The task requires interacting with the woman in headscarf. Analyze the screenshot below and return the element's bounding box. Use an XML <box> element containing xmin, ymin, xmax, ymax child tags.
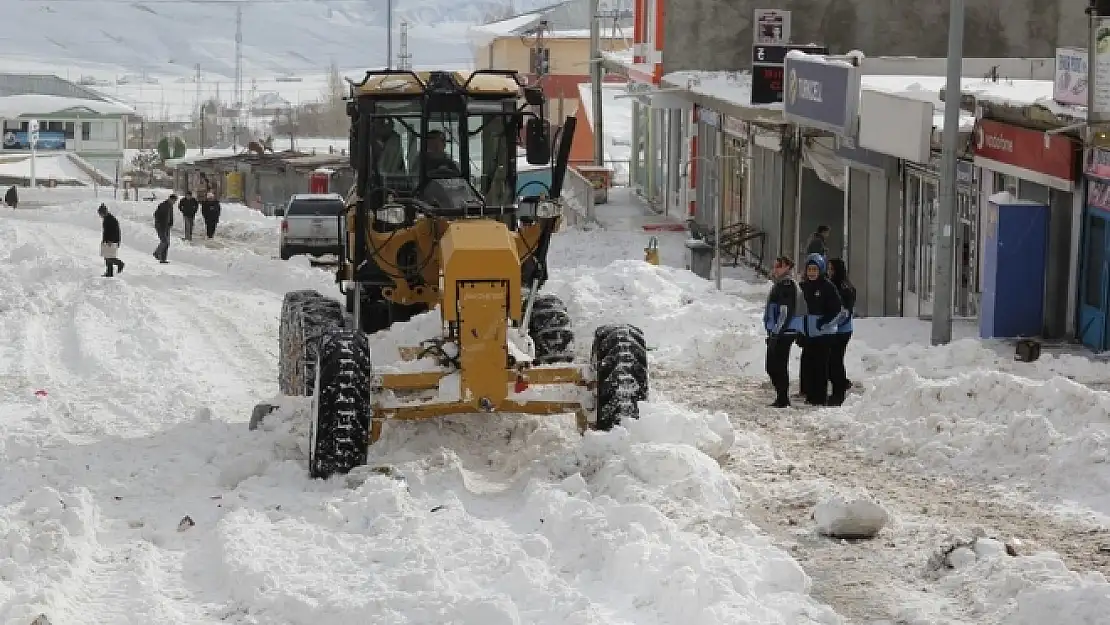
<box><xmin>826</xmin><ymin>258</ymin><xmax>856</xmax><ymax>406</ymax></box>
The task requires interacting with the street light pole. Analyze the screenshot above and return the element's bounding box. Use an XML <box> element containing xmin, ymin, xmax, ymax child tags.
<box><xmin>589</xmin><ymin>0</ymin><xmax>604</xmax><ymax>167</ymax></box>
<box><xmin>931</xmin><ymin>0</ymin><xmax>965</xmax><ymax>345</ymax></box>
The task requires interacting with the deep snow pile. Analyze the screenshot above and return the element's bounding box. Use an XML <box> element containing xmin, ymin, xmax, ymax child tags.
<box><xmin>0</xmin><ymin>197</ymin><xmax>841</xmax><ymax>624</ymax></box>
<box><xmin>813</xmin><ymin>368</ymin><xmax>1110</xmax><ymax>516</ymax></box>
<box><xmin>930</xmin><ymin>537</ymin><xmax>1110</xmax><ymax>624</ymax></box>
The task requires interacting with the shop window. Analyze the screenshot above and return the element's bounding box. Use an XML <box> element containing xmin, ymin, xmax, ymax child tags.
<box><xmin>921</xmin><ymin>180</ymin><xmax>937</xmax><ymax>299</ymax></box>
<box><xmin>1085</xmin><ymin>216</ymin><xmax>1107</xmax><ymax>308</ymax></box>
<box><xmin>81</xmin><ymin>122</ymin><xmax>91</xmax><ymax>140</ymax></box>
<box><xmin>64</xmin><ymin>122</ymin><xmax>74</xmax><ymax>139</ymax></box>
<box><xmin>1018</xmin><ymin>180</ymin><xmax>1050</xmax><ymax>205</ymax></box>
<box><xmin>905</xmin><ymin>175</ymin><xmax>920</xmax><ymax>293</ymax></box>
<box><xmin>45</xmin><ymin>121</ymin><xmax>64</xmax><ymax>133</ymax></box>
<box><xmin>994</xmin><ymin>172</ymin><xmax>1018</xmax><ymax>196</ymax></box>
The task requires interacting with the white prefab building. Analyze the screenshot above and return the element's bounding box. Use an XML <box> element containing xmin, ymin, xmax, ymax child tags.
<box><xmin>0</xmin><ymin>74</ymin><xmax>134</xmax><ymax>181</ymax></box>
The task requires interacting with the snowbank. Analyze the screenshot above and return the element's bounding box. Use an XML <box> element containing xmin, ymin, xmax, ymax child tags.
<box><xmin>210</xmin><ymin>399</ymin><xmax>839</xmax><ymax>625</ymax></box>
<box><xmin>926</xmin><ymin>537</ymin><xmax>1110</xmax><ymax>625</ymax></box>
<box><xmin>812</xmin><ymin>368</ymin><xmax>1110</xmax><ymax>517</ymax></box>
<box><xmin>543</xmin><ymin>259</ymin><xmax>767</xmax><ymax>369</ymax></box>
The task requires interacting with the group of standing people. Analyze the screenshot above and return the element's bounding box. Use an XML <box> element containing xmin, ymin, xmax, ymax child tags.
<box><xmin>762</xmin><ymin>225</ymin><xmax>857</xmax><ymax>408</ymax></box>
<box><xmin>98</xmin><ymin>190</ymin><xmax>222</xmax><ymax>273</ymax></box>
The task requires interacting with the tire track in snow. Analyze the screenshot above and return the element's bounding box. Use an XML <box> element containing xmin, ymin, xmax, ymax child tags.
<box><xmin>0</xmin><ymin>218</ymin><xmax>290</xmax><ymax>621</ymax></box>
<box><xmin>653</xmin><ymin>371</ymin><xmax>1110</xmax><ymax>624</ymax></box>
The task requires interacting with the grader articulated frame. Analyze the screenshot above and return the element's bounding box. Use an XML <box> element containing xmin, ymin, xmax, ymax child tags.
<box><xmin>253</xmin><ymin>69</ymin><xmax>649</xmax><ymax>479</ymax></box>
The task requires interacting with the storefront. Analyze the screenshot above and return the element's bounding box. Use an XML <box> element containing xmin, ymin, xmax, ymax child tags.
<box><xmin>836</xmin><ymin>139</ymin><xmax>901</xmax><ymax>317</ymax></box>
<box><xmin>903</xmin><ymin>156</ymin><xmax>979</xmax><ymax>319</ymax></box>
<box><xmin>780</xmin><ymin>51</ymin><xmax>859</xmax><ymax>265</ymax></box>
<box><xmin>973</xmin><ymin>119</ymin><xmax>1080</xmax><ymax>338</ymax></box>
<box><xmin>746</xmin><ymin>127</ymin><xmax>789</xmax><ymax>270</ymax></box>
<box><xmin>1079</xmin><ymin>149</ymin><xmax>1110</xmax><ymax>350</ymax></box>
<box><xmin>629</xmin><ymin>87</ymin><xmax>689</xmax><ymax>217</ymax></box>
<box><xmin>719</xmin><ymin>116</ymin><xmax>747</xmax><ymax>227</ymax></box>
<box><xmin>693</xmin><ymin>105</ymin><xmax>722</xmax><ymax>228</ymax></box>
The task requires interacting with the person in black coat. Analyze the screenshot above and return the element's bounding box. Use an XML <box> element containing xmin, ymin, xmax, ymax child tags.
<box><xmin>178</xmin><ymin>190</ymin><xmax>199</xmax><ymax>241</ymax></box>
<box><xmin>153</xmin><ymin>193</ymin><xmax>176</xmax><ymax>263</ymax></box>
<box><xmin>200</xmin><ymin>192</ymin><xmax>221</xmax><ymax>238</ymax></box>
<box><xmin>799</xmin><ymin>253</ymin><xmax>844</xmax><ymax>405</ymax></box>
<box><xmin>97</xmin><ymin>204</ymin><xmax>125</xmax><ymax>277</ymax></box>
<box><xmin>762</xmin><ymin>255</ymin><xmax>803</xmax><ymax>408</ymax></box>
<box><xmin>826</xmin><ymin>258</ymin><xmax>856</xmax><ymax>406</ymax></box>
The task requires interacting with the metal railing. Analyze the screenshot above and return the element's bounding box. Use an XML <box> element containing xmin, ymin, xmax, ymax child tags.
<box><xmin>561</xmin><ymin>166</ymin><xmax>596</xmax><ymax>228</ymax></box>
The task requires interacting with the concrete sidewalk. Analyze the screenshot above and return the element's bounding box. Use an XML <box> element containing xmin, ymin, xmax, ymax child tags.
<box><xmin>591</xmin><ymin>186</ymin><xmax>687</xmax><ymax>232</ymax></box>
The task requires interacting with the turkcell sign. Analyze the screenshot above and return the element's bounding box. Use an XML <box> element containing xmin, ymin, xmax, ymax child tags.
<box><xmin>782</xmin><ymin>50</ymin><xmax>862</xmax><ymax>137</ymax></box>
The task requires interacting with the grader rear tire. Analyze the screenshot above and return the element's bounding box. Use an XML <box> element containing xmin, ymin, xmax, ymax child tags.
<box><xmin>278</xmin><ymin>290</ymin><xmax>345</xmax><ymax>396</ymax></box>
<box><xmin>309</xmin><ymin>327</ymin><xmax>374</xmax><ymax>479</ymax></box>
<box><xmin>529</xmin><ymin>294</ymin><xmax>574</xmax><ymax>364</ymax></box>
<box><xmin>592</xmin><ymin>323</ymin><xmax>649</xmax><ymax>431</ymax></box>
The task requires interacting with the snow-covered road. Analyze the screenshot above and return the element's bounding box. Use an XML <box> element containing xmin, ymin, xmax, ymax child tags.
<box><xmin>5</xmin><ymin>191</ymin><xmax>1110</xmax><ymax>624</ymax></box>
<box><xmin>0</xmin><ymin>198</ymin><xmax>838</xmax><ymax>624</ymax></box>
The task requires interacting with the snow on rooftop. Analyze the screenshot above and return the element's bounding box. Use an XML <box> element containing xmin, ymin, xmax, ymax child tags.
<box><xmin>656</xmin><ymin>69</ymin><xmax>1074</xmax><ymax>134</ymax></box>
<box><xmin>469</xmin><ymin>11</ymin><xmax>544</xmax><ymax>36</ymax></box>
<box><xmin>545</xmin><ymin>28</ymin><xmax>629</xmax><ymax>39</ymax></box>
<box><xmin>784</xmin><ymin>49</ymin><xmax>857</xmax><ymax>70</ymax></box>
<box><xmin>0</xmin><ymin>94</ymin><xmax>134</xmax><ymax>118</ymax></box>
<box><xmin>663</xmin><ymin>71</ymin><xmax>782</xmax><ymax>112</ymax></box>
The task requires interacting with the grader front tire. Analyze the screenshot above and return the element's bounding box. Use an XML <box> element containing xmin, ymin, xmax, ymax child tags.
<box><xmin>308</xmin><ymin>327</ymin><xmax>374</xmax><ymax>479</ymax></box>
<box><xmin>278</xmin><ymin>290</ymin><xmax>345</xmax><ymax>396</ymax></box>
<box><xmin>529</xmin><ymin>294</ymin><xmax>575</xmax><ymax>364</ymax></box>
<box><xmin>592</xmin><ymin>323</ymin><xmax>649</xmax><ymax>431</ymax></box>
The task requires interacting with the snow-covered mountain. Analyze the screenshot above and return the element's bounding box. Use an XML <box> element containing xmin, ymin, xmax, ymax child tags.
<box><xmin>2</xmin><ymin>0</ymin><xmax>548</xmax><ymax>80</ymax></box>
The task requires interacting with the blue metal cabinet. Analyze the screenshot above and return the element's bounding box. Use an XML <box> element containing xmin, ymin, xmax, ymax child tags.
<box><xmin>979</xmin><ymin>196</ymin><xmax>1049</xmax><ymax>339</ymax></box>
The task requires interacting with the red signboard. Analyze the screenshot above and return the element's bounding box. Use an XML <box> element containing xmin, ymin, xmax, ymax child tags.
<box><xmin>973</xmin><ymin>119</ymin><xmax>1076</xmax><ymax>182</ymax></box>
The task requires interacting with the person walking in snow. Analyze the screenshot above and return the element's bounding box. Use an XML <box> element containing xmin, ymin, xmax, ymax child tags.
<box><xmin>98</xmin><ymin>204</ymin><xmax>125</xmax><ymax>277</ymax></box>
<box><xmin>178</xmin><ymin>190</ymin><xmax>199</xmax><ymax>241</ymax></box>
<box><xmin>763</xmin><ymin>255</ymin><xmax>802</xmax><ymax>408</ymax></box>
<box><xmin>799</xmin><ymin>253</ymin><xmax>844</xmax><ymax>406</ymax></box>
<box><xmin>200</xmin><ymin>191</ymin><xmax>221</xmax><ymax>238</ymax></box>
<box><xmin>153</xmin><ymin>193</ymin><xmax>176</xmax><ymax>263</ymax></box>
<box><xmin>825</xmin><ymin>258</ymin><xmax>856</xmax><ymax>406</ymax></box>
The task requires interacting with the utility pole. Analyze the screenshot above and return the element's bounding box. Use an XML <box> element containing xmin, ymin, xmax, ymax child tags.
<box><xmin>398</xmin><ymin>21</ymin><xmax>412</xmax><ymax>70</ymax></box>
<box><xmin>931</xmin><ymin>0</ymin><xmax>965</xmax><ymax>345</ymax></box>
<box><xmin>194</xmin><ymin>63</ymin><xmax>201</xmax><ymax>114</ymax></box>
<box><xmin>234</xmin><ymin>3</ymin><xmax>243</xmax><ymax>150</ymax></box>
<box><xmin>589</xmin><ymin>0</ymin><xmax>604</xmax><ymax>166</ymax></box>
<box><xmin>387</xmin><ymin>0</ymin><xmax>393</xmax><ymax>69</ymax></box>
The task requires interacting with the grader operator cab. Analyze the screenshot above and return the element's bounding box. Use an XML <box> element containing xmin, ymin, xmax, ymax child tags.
<box><xmin>255</xmin><ymin>69</ymin><xmax>648</xmax><ymax>480</ymax></box>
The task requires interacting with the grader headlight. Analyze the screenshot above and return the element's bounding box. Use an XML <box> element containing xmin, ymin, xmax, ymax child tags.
<box><xmin>535</xmin><ymin>199</ymin><xmax>561</xmax><ymax>218</ymax></box>
<box><xmin>375</xmin><ymin>202</ymin><xmax>406</xmax><ymax>225</ymax></box>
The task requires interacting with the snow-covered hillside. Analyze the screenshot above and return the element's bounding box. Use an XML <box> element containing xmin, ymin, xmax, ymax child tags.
<box><xmin>2</xmin><ymin>0</ymin><xmax>542</xmax><ymax>79</ymax></box>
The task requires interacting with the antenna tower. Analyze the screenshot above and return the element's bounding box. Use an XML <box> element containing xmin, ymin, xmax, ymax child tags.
<box><xmin>398</xmin><ymin>21</ymin><xmax>412</xmax><ymax>70</ymax></box>
<box><xmin>234</xmin><ymin>3</ymin><xmax>243</xmax><ymax>148</ymax></box>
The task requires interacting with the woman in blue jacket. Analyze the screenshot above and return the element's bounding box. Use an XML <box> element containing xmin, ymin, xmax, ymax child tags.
<box><xmin>826</xmin><ymin>258</ymin><xmax>855</xmax><ymax>406</ymax></box>
<box><xmin>799</xmin><ymin>253</ymin><xmax>844</xmax><ymax>405</ymax></box>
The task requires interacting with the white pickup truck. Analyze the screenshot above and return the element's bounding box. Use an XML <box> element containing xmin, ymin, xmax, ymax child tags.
<box><xmin>278</xmin><ymin>193</ymin><xmax>346</xmax><ymax>260</ymax></box>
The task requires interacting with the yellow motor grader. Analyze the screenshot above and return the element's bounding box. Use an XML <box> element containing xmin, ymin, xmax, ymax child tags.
<box><xmin>253</xmin><ymin>69</ymin><xmax>648</xmax><ymax>479</ymax></box>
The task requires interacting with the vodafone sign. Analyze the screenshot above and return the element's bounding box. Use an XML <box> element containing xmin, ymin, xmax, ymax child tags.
<box><xmin>973</xmin><ymin>119</ymin><xmax>1077</xmax><ymax>190</ymax></box>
